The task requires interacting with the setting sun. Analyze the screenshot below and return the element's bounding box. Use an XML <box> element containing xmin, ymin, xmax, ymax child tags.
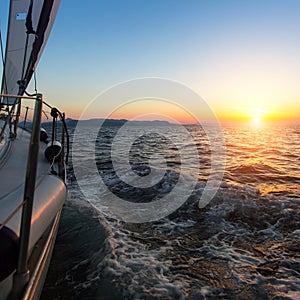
<box><xmin>248</xmin><ymin>107</ymin><xmax>271</xmax><ymax>124</ymax></box>
<box><xmin>252</xmin><ymin>116</ymin><xmax>261</xmax><ymax>125</ymax></box>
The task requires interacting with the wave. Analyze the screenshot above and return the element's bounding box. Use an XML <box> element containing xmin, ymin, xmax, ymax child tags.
<box><xmin>43</xmin><ymin>175</ymin><xmax>300</xmax><ymax>299</ymax></box>
<box><xmin>227</xmin><ymin>163</ymin><xmax>282</xmax><ymax>184</ymax></box>
<box><xmin>43</xmin><ymin>123</ymin><xmax>300</xmax><ymax>299</ymax></box>
<box><xmin>41</xmin><ymin>198</ymin><xmax>123</xmax><ymax>299</ymax></box>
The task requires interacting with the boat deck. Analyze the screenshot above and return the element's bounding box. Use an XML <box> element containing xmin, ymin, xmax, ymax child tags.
<box><xmin>0</xmin><ymin>128</ymin><xmax>51</xmax><ymax>200</ymax></box>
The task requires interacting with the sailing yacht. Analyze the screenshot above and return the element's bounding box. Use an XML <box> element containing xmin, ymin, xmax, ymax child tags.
<box><xmin>0</xmin><ymin>1</ymin><xmax>68</xmax><ymax>299</ymax></box>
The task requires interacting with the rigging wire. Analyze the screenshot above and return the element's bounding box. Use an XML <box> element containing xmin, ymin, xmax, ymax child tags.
<box><xmin>0</xmin><ymin>26</ymin><xmax>8</xmax><ymax>99</ymax></box>
<box><xmin>33</xmin><ymin>69</ymin><xmax>38</xmax><ymax>94</ymax></box>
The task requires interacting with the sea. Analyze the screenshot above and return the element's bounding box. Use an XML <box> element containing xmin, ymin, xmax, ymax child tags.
<box><xmin>42</xmin><ymin>121</ymin><xmax>300</xmax><ymax>300</ymax></box>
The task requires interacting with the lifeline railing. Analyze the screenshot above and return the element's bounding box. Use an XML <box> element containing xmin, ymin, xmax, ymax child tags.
<box><xmin>0</xmin><ymin>94</ymin><xmax>35</xmax><ymax>141</ymax></box>
<box><xmin>0</xmin><ymin>93</ymin><xmax>43</xmax><ymax>298</ymax></box>
<box><xmin>0</xmin><ymin>92</ymin><xmax>69</xmax><ymax>170</ymax></box>
<box><xmin>0</xmin><ymin>93</ymin><xmax>69</xmax><ymax>298</ymax></box>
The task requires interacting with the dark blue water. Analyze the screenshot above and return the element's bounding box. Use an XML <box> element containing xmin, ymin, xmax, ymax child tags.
<box><xmin>42</xmin><ymin>122</ymin><xmax>300</xmax><ymax>299</ymax></box>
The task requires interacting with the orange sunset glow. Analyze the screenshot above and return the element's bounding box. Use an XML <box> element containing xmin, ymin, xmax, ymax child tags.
<box><xmin>67</xmin><ymin>96</ymin><xmax>300</xmax><ymax>125</ymax></box>
<box><xmin>107</xmin><ymin>99</ymin><xmax>199</xmax><ymax>124</ymax></box>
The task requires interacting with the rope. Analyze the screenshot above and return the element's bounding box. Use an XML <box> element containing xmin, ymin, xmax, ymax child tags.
<box><xmin>35</xmin><ymin>147</ymin><xmax>62</xmax><ymax>190</ymax></box>
<box><xmin>21</xmin><ymin>0</ymin><xmax>36</xmax><ymax>82</ymax></box>
<box><xmin>18</xmin><ymin>100</ymin><xmax>69</xmax><ymax>163</ymax></box>
<box><xmin>33</xmin><ymin>69</ymin><xmax>38</xmax><ymax>94</ymax></box>
<box><xmin>21</xmin><ymin>34</ymin><xmax>30</xmax><ymax>82</ymax></box>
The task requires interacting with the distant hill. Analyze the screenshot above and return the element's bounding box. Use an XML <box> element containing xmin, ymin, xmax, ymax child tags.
<box><xmin>19</xmin><ymin>118</ymin><xmax>172</xmax><ymax>130</ymax></box>
<box><xmin>47</xmin><ymin>118</ymin><xmax>172</xmax><ymax>127</ymax></box>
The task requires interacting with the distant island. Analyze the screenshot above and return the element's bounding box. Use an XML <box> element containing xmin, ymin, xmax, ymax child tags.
<box><xmin>58</xmin><ymin>118</ymin><xmax>173</xmax><ymax>127</ymax></box>
<box><xmin>19</xmin><ymin>118</ymin><xmax>173</xmax><ymax>129</ymax></box>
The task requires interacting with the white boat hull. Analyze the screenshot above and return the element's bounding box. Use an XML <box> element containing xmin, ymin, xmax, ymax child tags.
<box><xmin>0</xmin><ymin>126</ymin><xmax>67</xmax><ymax>299</ymax></box>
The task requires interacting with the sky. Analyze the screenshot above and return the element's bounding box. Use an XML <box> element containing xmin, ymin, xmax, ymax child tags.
<box><xmin>1</xmin><ymin>0</ymin><xmax>300</xmax><ymax>123</ymax></box>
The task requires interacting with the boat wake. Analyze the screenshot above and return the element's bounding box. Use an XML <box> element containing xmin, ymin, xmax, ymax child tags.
<box><xmin>43</xmin><ymin>172</ymin><xmax>300</xmax><ymax>299</ymax></box>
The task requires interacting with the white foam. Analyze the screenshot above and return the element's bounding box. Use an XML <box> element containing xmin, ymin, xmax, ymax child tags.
<box><xmin>73</xmin><ymin>172</ymin><xmax>300</xmax><ymax>298</ymax></box>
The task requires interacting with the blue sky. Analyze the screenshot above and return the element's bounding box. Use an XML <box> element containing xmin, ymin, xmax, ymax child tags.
<box><xmin>1</xmin><ymin>0</ymin><xmax>300</xmax><ymax>121</ymax></box>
